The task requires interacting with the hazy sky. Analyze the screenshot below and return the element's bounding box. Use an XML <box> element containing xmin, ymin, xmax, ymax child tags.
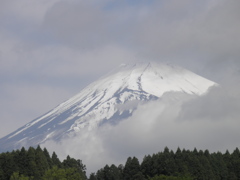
<box><xmin>0</xmin><ymin>0</ymin><xmax>240</xmax><ymax>173</ymax></box>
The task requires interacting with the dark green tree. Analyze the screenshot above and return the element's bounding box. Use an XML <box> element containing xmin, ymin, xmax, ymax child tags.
<box><xmin>43</xmin><ymin>147</ymin><xmax>53</xmax><ymax>168</ymax></box>
<box><xmin>0</xmin><ymin>152</ymin><xmax>17</xmax><ymax>179</ymax></box>
<box><xmin>149</xmin><ymin>174</ymin><xmax>193</xmax><ymax>180</ymax></box>
<box><xmin>42</xmin><ymin>166</ymin><xmax>66</xmax><ymax>180</ymax></box>
<box><xmin>141</xmin><ymin>155</ymin><xmax>153</xmax><ymax>178</ymax></box>
<box><xmin>17</xmin><ymin>147</ymin><xmax>28</xmax><ymax>175</ymax></box>
<box><xmin>51</xmin><ymin>151</ymin><xmax>62</xmax><ymax>168</ymax></box>
<box><xmin>26</xmin><ymin>147</ymin><xmax>39</xmax><ymax>178</ymax></box>
<box><xmin>35</xmin><ymin>145</ymin><xmax>49</xmax><ymax>177</ymax></box>
<box><xmin>174</xmin><ymin>147</ymin><xmax>188</xmax><ymax>176</ymax></box>
<box><xmin>102</xmin><ymin>164</ymin><xmax>122</xmax><ymax>180</ymax></box>
<box><xmin>123</xmin><ymin>157</ymin><xmax>145</xmax><ymax>180</ymax></box>
<box><xmin>231</xmin><ymin>148</ymin><xmax>240</xmax><ymax>179</ymax></box>
<box><xmin>62</xmin><ymin>155</ymin><xmax>86</xmax><ymax>179</ymax></box>
<box><xmin>10</xmin><ymin>172</ymin><xmax>33</xmax><ymax>180</ymax></box>
<box><xmin>65</xmin><ymin>167</ymin><xmax>85</xmax><ymax>180</ymax></box>
<box><xmin>89</xmin><ymin>173</ymin><xmax>97</xmax><ymax>180</ymax></box>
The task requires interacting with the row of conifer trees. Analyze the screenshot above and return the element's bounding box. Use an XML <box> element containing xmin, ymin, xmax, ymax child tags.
<box><xmin>0</xmin><ymin>145</ymin><xmax>86</xmax><ymax>180</ymax></box>
<box><xmin>90</xmin><ymin>147</ymin><xmax>240</xmax><ymax>180</ymax></box>
<box><xmin>0</xmin><ymin>146</ymin><xmax>240</xmax><ymax>179</ymax></box>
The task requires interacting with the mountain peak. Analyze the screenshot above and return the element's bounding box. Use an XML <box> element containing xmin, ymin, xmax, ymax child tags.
<box><xmin>0</xmin><ymin>62</ymin><xmax>216</xmax><ymax>152</ymax></box>
<box><xmin>100</xmin><ymin>61</ymin><xmax>215</xmax><ymax>97</ymax></box>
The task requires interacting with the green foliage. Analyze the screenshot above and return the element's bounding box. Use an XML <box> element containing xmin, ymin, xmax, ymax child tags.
<box><xmin>10</xmin><ymin>172</ymin><xmax>33</xmax><ymax>180</ymax></box>
<box><xmin>43</xmin><ymin>147</ymin><xmax>53</xmax><ymax>168</ymax></box>
<box><xmin>52</xmin><ymin>151</ymin><xmax>62</xmax><ymax>168</ymax></box>
<box><xmin>89</xmin><ymin>173</ymin><xmax>97</xmax><ymax>180</ymax></box>
<box><xmin>94</xmin><ymin>164</ymin><xmax>123</xmax><ymax>180</ymax></box>
<box><xmin>65</xmin><ymin>167</ymin><xmax>85</xmax><ymax>180</ymax></box>
<box><xmin>35</xmin><ymin>145</ymin><xmax>50</xmax><ymax>177</ymax></box>
<box><xmin>123</xmin><ymin>156</ymin><xmax>145</xmax><ymax>180</ymax></box>
<box><xmin>0</xmin><ymin>146</ymin><xmax>87</xmax><ymax>180</ymax></box>
<box><xmin>62</xmin><ymin>155</ymin><xmax>87</xmax><ymax>179</ymax></box>
<box><xmin>93</xmin><ymin>147</ymin><xmax>240</xmax><ymax>180</ymax></box>
<box><xmin>63</xmin><ymin>155</ymin><xmax>86</xmax><ymax>171</ymax></box>
<box><xmin>42</xmin><ymin>166</ymin><xmax>84</xmax><ymax>180</ymax></box>
<box><xmin>42</xmin><ymin>166</ymin><xmax>66</xmax><ymax>180</ymax></box>
<box><xmin>149</xmin><ymin>174</ymin><xmax>193</xmax><ymax>180</ymax></box>
<box><xmin>1</xmin><ymin>146</ymin><xmax>240</xmax><ymax>180</ymax></box>
<box><xmin>26</xmin><ymin>147</ymin><xmax>39</xmax><ymax>178</ymax></box>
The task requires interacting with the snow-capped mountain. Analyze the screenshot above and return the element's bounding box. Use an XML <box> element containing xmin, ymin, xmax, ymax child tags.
<box><xmin>0</xmin><ymin>62</ymin><xmax>216</xmax><ymax>152</ymax></box>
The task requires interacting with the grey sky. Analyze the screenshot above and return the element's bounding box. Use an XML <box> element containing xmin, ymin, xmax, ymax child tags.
<box><xmin>0</xmin><ymin>0</ymin><xmax>240</xmax><ymax>171</ymax></box>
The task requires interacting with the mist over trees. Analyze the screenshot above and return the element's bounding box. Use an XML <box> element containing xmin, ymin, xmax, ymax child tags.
<box><xmin>0</xmin><ymin>146</ymin><xmax>240</xmax><ymax>180</ymax></box>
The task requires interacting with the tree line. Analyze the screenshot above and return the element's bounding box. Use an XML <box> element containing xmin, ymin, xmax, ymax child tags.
<box><xmin>0</xmin><ymin>145</ymin><xmax>86</xmax><ymax>180</ymax></box>
<box><xmin>90</xmin><ymin>147</ymin><xmax>240</xmax><ymax>180</ymax></box>
<box><xmin>0</xmin><ymin>146</ymin><xmax>240</xmax><ymax>179</ymax></box>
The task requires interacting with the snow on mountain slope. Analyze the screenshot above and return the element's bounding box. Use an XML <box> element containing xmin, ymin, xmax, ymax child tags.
<box><xmin>0</xmin><ymin>62</ymin><xmax>216</xmax><ymax>152</ymax></box>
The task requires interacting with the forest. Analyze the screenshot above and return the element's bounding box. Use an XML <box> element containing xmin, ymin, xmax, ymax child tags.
<box><xmin>0</xmin><ymin>146</ymin><xmax>239</xmax><ymax>180</ymax></box>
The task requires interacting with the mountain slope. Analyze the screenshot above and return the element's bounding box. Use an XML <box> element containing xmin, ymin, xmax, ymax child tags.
<box><xmin>0</xmin><ymin>62</ymin><xmax>216</xmax><ymax>152</ymax></box>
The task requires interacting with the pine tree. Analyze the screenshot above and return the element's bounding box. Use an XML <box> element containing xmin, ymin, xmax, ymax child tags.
<box><xmin>175</xmin><ymin>147</ymin><xmax>188</xmax><ymax>176</ymax></box>
<box><xmin>52</xmin><ymin>151</ymin><xmax>62</xmax><ymax>168</ymax></box>
<box><xmin>18</xmin><ymin>147</ymin><xmax>28</xmax><ymax>175</ymax></box>
<box><xmin>97</xmin><ymin>164</ymin><xmax>123</xmax><ymax>180</ymax></box>
<box><xmin>65</xmin><ymin>167</ymin><xmax>85</xmax><ymax>180</ymax></box>
<box><xmin>35</xmin><ymin>145</ymin><xmax>49</xmax><ymax>177</ymax></box>
<box><xmin>141</xmin><ymin>155</ymin><xmax>154</xmax><ymax>178</ymax></box>
<box><xmin>26</xmin><ymin>147</ymin><xmax>39</xmax><ymax>178</ymax></box>
<box><xmin>6</xmin><ymin>152</ymin><xmax>18</xmax><ymax>179</ymax></box>
<box><xmin>62</xmin><ymin>155</ymin><xmax>86</xmax><ymax>179</ymax></box>
<box><xmin>89</xmin><ymin>173</ymin><xmax>97</xmax><ymax>180</ymax></box>
<box><xmin>229</xmin><ymin>148</ymin><xmax>240</xmax><ymax>179</ymax></box>
<box><xmin>43</xmin><ymin>147</ymin><xmax>53</xmax><ymax>168</ymax></box>
<box><xmin>123</xmin><ymin>157</ymin><xmax>145</xmax><ymax>180</ymax></box>
<box><xmin>42</xmin><ymin>166</ymin><xmax>66</xmax><ymax>180</ymax></box>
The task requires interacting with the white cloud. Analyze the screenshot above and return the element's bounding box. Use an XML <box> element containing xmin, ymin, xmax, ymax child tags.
<box><xmin>42</xmin><ymin>84</ymin><xmax>240</xmax><ymax>175</ymax></box>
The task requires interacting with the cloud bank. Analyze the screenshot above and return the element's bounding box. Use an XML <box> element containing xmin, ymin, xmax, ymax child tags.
<box><xmin>43</xmin><ymin>83</ymin><xmax>240</xmax><ymax>174</ymax></box>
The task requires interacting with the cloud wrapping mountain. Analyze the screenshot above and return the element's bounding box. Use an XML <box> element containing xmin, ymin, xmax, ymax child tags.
<box><xmin>42</xmin><ymin>84</ymin><xmax>240</xmax><ymax>174</ymax></box>
<box><xmin>0</xmin><ymin>62</ymin><xmax>225</xmax><ymax>174</ymax></box>
<box><xmin>0</xmin><ymin>0</ymin><xmax>240</xmax><ymax>175</ymax></box>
